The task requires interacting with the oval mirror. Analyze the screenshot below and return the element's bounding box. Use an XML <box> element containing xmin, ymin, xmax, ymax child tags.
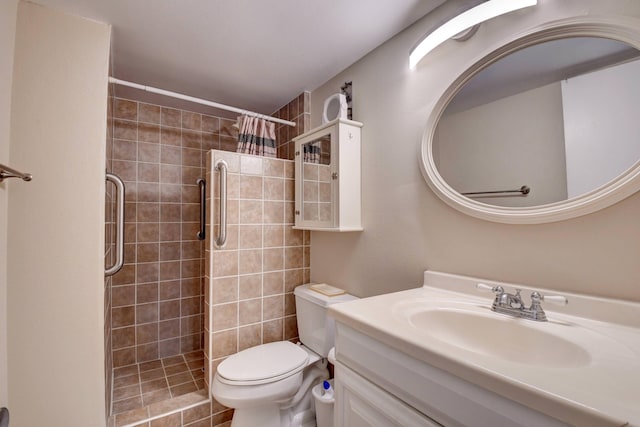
<box><xmin>421</xmin><ymin>22</ymin><xmax>640</xmax><ymax>224</ymax></box>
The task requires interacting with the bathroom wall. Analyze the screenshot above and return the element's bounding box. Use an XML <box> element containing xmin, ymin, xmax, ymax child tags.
<box><xmin>0</xmin><ymin>0</ymin><xmax>19</xmax><ymax>408</ymax></box>
<box><xmin>7</xmin><ymin>2</ymin><xmax>110</xmax><ymax>426</ymax></box>
<box><xmin>309</xmin><ymin>0</ymin><xmax>640</xmax><ymax>302</ymax></box>
<box><xmin>203</xmin><ymin>148</ymin><xmax>311</xmax><ymax>421</ymax></box>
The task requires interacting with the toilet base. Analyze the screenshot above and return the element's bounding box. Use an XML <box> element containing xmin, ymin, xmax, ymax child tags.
<box><xmin>226</xmin><ymin>362</ymin><xmax>329</xmax><ymax>427</ymax></box>
<box><xmin>231</xmin><ymin>406</ymin><xmax>280</xmax><ymax>427</ymax></box>
<box><xmin>230</xmin><ymin>404</ymin><xmax>316</xmax><ymax>427</ymax></box>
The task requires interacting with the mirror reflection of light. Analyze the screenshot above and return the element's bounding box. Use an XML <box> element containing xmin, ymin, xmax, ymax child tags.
<box><xmin>409</xmin><ymin>0</ymin><xmax>537</xmax><ymax>69</ymax></box>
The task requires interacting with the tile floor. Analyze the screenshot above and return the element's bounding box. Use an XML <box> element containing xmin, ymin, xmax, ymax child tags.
<box><xmin>112</xmin><ymin>350</ymin><xmax>205</xmax><ymax>415</ymax></box>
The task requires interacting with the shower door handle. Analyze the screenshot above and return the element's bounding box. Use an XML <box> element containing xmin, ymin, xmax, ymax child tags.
<box><xmin>105</xmin><ymin>173</ymin><xmax>125</xmax><ymax>276</ymax></box>
<box><xmin>196</xmin><ymin>178</ymin><xmax>206</xmax><ymax>240</ymax></box>
<box><xmin>214</xmin><ymin>160</ymin><xmax>228</xmax><ymax>248</ymax></box>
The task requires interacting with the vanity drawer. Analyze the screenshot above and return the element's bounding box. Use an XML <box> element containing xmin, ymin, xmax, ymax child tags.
<box><xmin>335</xmin><ymin>362</ymin><xmax>441</xmax><ymax>427</ymax></box>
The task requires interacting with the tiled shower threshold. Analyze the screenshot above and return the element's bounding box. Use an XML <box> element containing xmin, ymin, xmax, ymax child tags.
<box><xmin>109</xmin><ymin>350</ymin><xmax>210</xmax><ymax>426</ymax></box>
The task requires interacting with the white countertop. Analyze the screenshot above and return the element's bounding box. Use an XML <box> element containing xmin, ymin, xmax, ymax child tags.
<box><xmin>328</xmin><ymin>271</ymin><xmax>640</xmax><ymax>427</ymax></box>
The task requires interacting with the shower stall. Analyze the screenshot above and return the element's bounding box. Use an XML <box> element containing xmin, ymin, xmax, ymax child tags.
<box><xmin>104</xmin><ymin>94</ymin><xmax>218</xmax><ymax>416</ymax></box>
<box><xmin>104</xmin><ymin>88</ymin><xmax>311</xmax><ymax>425</ymax></box>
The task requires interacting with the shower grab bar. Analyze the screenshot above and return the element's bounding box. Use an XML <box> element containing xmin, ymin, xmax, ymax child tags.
<box><xmin>105</xmin><ymin>173</ymin><xmax>125</xmax><ymax>276</ymax></box>
<box><xmin>196</xmin><ymin>178</ymin><xmax>206</xmax><ymax>241</ymax></box>
<box><xmin>462</xmin><ymin>185</ymin><xmax>530</xmax><ymax>197</ymax></box>
<box><xmin>214</xmin><ymin>160</ymin><xmax>228</xmax><ymax>248</ymax></box>
<box><xmin>0</xmin><ymin>162</ymin><xmax>32</xmax><ymax>183</ymax></box>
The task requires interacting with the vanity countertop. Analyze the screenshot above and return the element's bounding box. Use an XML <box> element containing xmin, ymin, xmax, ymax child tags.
<box><xmin>328</xmin><ymin>271</ymin><xmax>640</xmax><ymax>427</ymax></box>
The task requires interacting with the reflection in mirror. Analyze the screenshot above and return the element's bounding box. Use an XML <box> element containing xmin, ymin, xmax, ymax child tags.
<box><xmin>433</xmin><ymin>37</ymin><xmax>640</xmax><ymax>207</ymax></box>
<box><xmin>302</xmin><ymin>136</ymin><xmax>332</xmax><ymax>222</ymax></box>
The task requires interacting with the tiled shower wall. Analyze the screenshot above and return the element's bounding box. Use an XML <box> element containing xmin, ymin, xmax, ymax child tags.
<box><xmin>204</xmin><ymin>151</ymin><xmax>311</xmax><ymax>409</ymax></box>
<box><xmin>274</xmin><ymin>92</ymin><xmax>311</xmax><ymax>160</ymax></box>
<box><xmin>109</xmin><ymin>98</ymin><xmax>240</xmax><ymax>368</ymax></box>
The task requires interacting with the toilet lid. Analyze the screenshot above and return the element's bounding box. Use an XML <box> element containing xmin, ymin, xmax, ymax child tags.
<box><xmin>217</xmin><ymin>341</ymin><xmax>309</xmax><ymax>385</ymax></box>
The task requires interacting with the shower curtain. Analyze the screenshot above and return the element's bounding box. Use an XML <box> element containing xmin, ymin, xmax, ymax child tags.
<box><xmin>236</xmin><ymin>115</ymin><xmax>277</xmax><ymax>157</ymax></box>
<box><xmin>302</xmin><ymin>142</ymin><xmax>320</xmax><ymax>163</ymax></box>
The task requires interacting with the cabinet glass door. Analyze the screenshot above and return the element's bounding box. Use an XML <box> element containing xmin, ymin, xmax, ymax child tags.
<box><xmin>300</xmin><ymin>132</ymin><xmax>333</xmax><ymax>226</ymax></box>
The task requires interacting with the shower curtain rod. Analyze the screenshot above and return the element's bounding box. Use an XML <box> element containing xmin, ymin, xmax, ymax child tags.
<box><xmin>108</xmin><ymin>77</ymin><xmax>296</xmax><ymax>127</ymax></box>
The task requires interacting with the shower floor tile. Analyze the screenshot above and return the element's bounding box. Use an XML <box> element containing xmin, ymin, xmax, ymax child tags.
<box><xmin>111</xmin><ymin>350</ymin><xmax>205</xmax><ymax>416</ymax></box>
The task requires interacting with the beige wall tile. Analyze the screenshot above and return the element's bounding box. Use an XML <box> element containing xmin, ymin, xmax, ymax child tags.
<box><xmin>239</xmin><ymin>225</ymin><xmax>262</xmax><ymax>249</ymax></box>
<box><xmin>240</xmin><ymin>175</ymin><xmax>263</xmax><ymax>199</ymax></box>
<box><xmin>212</xmin><ymin>302</ymin><xmax>238</xmax><ymax>332</ymax></box>
<box><xmin>264</xmin><ymin>177</ymin><xmax>284</xmax><ymax>201</ymax></box>
<box><xmin>238</xmin><ymin>299</ymin><xmax>261</xmax><ymax>326</ymax></box>
<box><xmin>238</xmin><ymin>324</ymin><xmax>261</xmax><ymax>351</ymax></box>
<box><xmin>285</xmin><ymin>247</ymin><xmax>303</xmax><ymax>269</ymax></box>
<box><xmin>284</xmin><ymin>315</ymin><xmax>299</xmax><ymax>341</ymax></box>
<box><xmin>212</xmin><ymin>277</ymin><xmax>238</xmax><ymax>305</ymax></box>
<box><xmin>161</xmin><ymin>107</ymin><xmax>181</xmax><ymax>128</ymax></box>
<box><xmin>285</xmin><ymin>269</ymin><xmax>304</xmax><ymax>293</ymax></box>
<box><xmin>115</xmin><ymin>99</ymin><xmax>138</xmax><ymax>120</ymax></box>
<box><xmin>238</xmin><ymin>249</ymin><xmax>261</xmax><ymax>275</ymax></box>
<box><xmin>264</xmin><ymin>225</ymin><xmax>284</xmax><ymax>247</ymax></box>
<box><xmin>212</xmin><ymin>330</ymin><xmax>237</xmax><ymax>358</ymax></box>
<box><xmin>239</xmin><ymin>275</ymin><xmax>261</xmax><ymax>300</ymax></box>
<box><xmin>263</xmin><ymin>319</ymin><xmax>283</xmax><ymax>343</ymax></box>
<box><xmin>263</xmin><ymin>248</ymin><xmax>283</xmax><ymax>272</ymax></box>
<box><xmin>264</xmin><ymin>201</ymin><xmax>284</xmax><ymax>224</ymax></box>
<box><xmin>212</xmin><ymin>251</ymin><xmax>238</xmax><ymax>278</ymax></box>
<box><xmin>240</xmin><ymin>155</ymin><xmax>262</xmax><ymax>175</ymax></box>
<box><xmin>139</xmin><ymin>103</ymin><xmax>160</xmax><ymax>124</ymax></box>
<box><xmin>239</xmin><ymin>200</ymin><xmax>263</xmax><ymax>224</ymax></box>
<box><xmin>263</xmin><ymin>295</ymin><xmax>283</xmax><ymax>321</ymax></box>
<box><xmin>263</xmin><ymin>158</ymin><xmax>284</xmax><ymax>178</ymax></box>
<box><xmin>263</xmin><ymin>271</ymin><xmax>283</xmax><ymax>296</ymax></box>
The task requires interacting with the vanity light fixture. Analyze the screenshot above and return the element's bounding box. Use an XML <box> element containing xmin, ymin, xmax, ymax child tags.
<box><xmin>409</xmin><ymin>0</ymin><xmax>537</xmax><ymax>69</ymax></box>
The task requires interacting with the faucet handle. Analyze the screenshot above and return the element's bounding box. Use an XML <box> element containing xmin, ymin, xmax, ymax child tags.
<box><xmin>531</xmin><ymin>291</ymin><xmax>568</xmax><ymax>306</ymax></box>
<box><xmin>476</xmin><ymin>283</ymin><xmax>504</xmax><ymax>294</ymax></box>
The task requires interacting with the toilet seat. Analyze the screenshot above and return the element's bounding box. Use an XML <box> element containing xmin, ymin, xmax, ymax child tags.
<box><xmin>217</xmin><ymin>341</ymin><xmax>309</xmax><ymax>386</ymax></box>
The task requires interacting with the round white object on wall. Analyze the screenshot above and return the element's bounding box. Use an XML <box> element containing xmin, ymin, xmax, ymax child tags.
<box><xmin>322</xmin><ymin>93</ymin><xmax>348</xmax><ymax>124</ymax></box>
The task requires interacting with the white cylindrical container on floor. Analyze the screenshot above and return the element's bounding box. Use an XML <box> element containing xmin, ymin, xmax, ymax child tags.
<box><xmin>312</xmin><ymin>379</ymin><xmax>335</xmax><ymax>427</ymax></box>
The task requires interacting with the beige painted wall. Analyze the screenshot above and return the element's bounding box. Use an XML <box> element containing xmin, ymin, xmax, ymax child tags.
<box><xmin>0</xmin><ymin>0</ymin><xmax>19</xmax><ymax>409</ymax></box>
<box><xmin>310</xmin><ymin>0</ymin><xmax>640</xmax><ymax>302</ymax></box>
<box><xmin>8</xmin><ymin>2</ymin><xmax>110</xmax><ymax>426</ymax></box>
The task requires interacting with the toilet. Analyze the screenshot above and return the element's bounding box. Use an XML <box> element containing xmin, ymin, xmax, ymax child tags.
<box><xmin>211</xmin><ymin>284</ymin><xmax>357</xmax><ymax>427</ymax></box>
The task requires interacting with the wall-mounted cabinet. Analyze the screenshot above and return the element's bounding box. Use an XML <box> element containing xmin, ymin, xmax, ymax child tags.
<box><xmin>294</xmin><ymin>118</ymin><xmax>363</xmax><ymax>231</ymax></box>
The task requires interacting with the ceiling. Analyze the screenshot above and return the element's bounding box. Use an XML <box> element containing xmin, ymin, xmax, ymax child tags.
<box><xmin>31</xmin><ymin>0</ymin><xmax>447</xmax><ymax>117</ymax></box>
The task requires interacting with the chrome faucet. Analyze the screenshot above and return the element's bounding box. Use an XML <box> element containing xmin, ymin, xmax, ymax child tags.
<box><xmin>476</xmin><ymin>283</ymin><xmax>567</xmax><ymax>321</ymax></box>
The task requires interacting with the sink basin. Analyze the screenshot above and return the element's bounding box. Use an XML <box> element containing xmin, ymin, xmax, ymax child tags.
<box><xmin>405</xmin><ymin>306</ymin><xmax>591</xmax><ymax>367</ymax></box>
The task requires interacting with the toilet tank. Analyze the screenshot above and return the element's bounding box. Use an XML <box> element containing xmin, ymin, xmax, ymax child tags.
<box><xmin>294</xmin><ymin>284</ymin><xmax>358</xmax><ymax>357</ymax></box>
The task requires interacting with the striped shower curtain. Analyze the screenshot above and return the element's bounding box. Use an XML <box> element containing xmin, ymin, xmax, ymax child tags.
<box><xmin>302</xmin><ymin>143</ymin><xmax>320</xmax><ymax>163</ymax></box>
<box><xmin>236</xmin><ymin>115</ymin><xmax>277</xmax><ymax>157</ymax></box>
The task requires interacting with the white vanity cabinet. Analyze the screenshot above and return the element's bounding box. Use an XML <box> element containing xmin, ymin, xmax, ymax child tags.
<box><xmin>293</xmin><ymin>118</ymin><xmax>363</xmax><ymax>231</ymax></box>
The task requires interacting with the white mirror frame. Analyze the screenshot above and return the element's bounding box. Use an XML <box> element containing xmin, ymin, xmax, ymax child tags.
<box><xmin>421</xmin><ymin>16</ymin><xmax>640</xmax><ymax>224</ymax></box>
